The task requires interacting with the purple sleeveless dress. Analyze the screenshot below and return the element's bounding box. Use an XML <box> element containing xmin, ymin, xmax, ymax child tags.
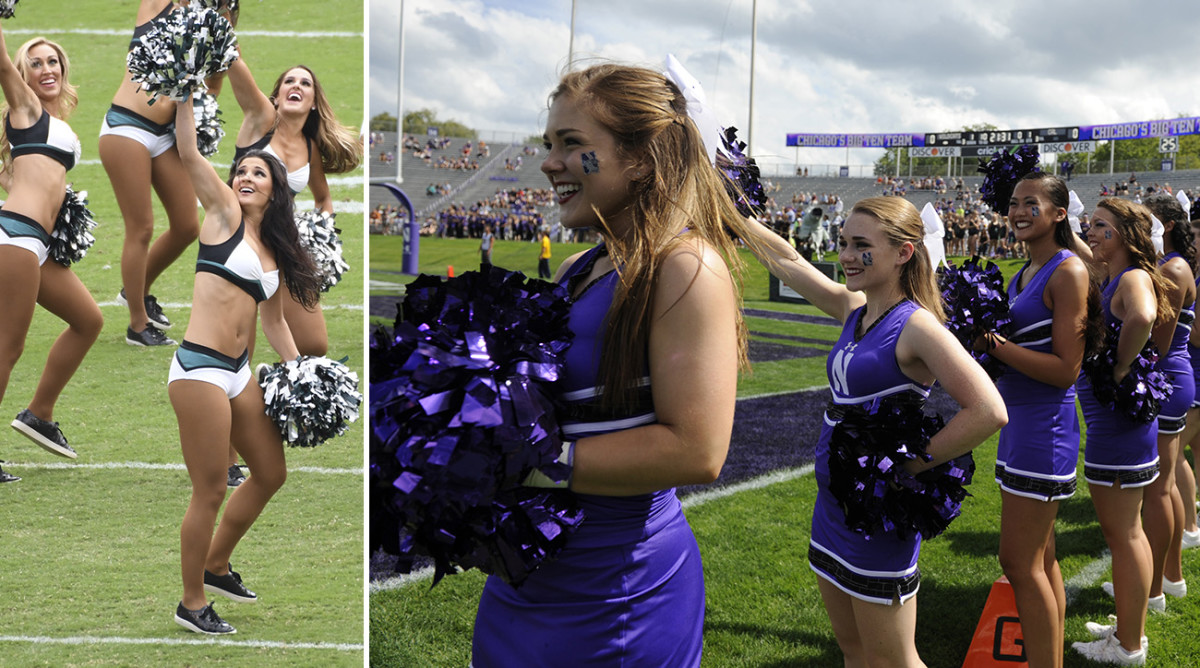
<box><xmin>472</xmin><ymin>244</ymin><xmax>705</xmax><ymax>667</ymax></box>
<box><xmin>994</xmin><ymin>249</ymin><xmax>1080</xmax><ymax>501</ymax></box>
<box><xmin>809</xmin><ymin>300</ymin><xmax>930</xmax><ymax>605</ymax></box>
<box><xmin>1077</xmin><ymin>267</ymin><xmax>1159</xmax><ymax>486</ymax></box>
<box><xmin>1156</xmin><ymin>251</ymin><xmax>1194</xmax><ymax>433</ymax></box>
<box><xmin>1190</xmin><ymin>274</ymin><xmax>1200</xmax><ymax>407</ymax></box>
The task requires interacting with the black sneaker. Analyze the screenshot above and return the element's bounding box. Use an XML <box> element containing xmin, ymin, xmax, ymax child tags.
<box><xmin>204</xmin><ymin>564</ymin><xmax>257</xmax><ymax>603</ymax></box>
<box><xmin>0</xmin><ymin>461</ymin><xmax>19</xmax><ymax>483</ymax></box>
<box><xmin>126</xmin><ymin>325</ymin><xmax>176</xmax><ymax>347</ymax></box>
<box><xmin>144</xmin><ymin>294</ymin><xmax>171</xmax><ymax>330</ymax></box>
<box><xmin>174</xmin><ymin>602</ymin><xmax>236</xmax><ymax>634</ymax></box>
<box><xmin>227</xmin><ymin>464</ymin><xmax>246</xmax><ymax>488</ymax></box>
<box><xmin>118</xmin><ymin>289</ymin><xmax>171</xmax><ymax>331</ymax></box>
<box><xmin>11</xmin><ymin>409</ymin><xmax>76</xmax><ymax>459</ymax></box>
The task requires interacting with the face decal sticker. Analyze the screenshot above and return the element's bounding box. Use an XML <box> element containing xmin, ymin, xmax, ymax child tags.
<box><xmin>1104</xmin><ymin>230</ymin><xmax>1112</xmax><ymax>239</ymax></box>
<box><xmin>861</xmin><ymin>251</ymin><xmax>873</xmax><ymax>266</ymax></box>
<box><xmin>581</xmin><ymin>151</ymin><xmax>599</xmax><ymax>174</ymax></box>
<box><xmin>1031</xmin><ymin>206</ymin><xmax>1040</xmax><ymax>218</ymax></box>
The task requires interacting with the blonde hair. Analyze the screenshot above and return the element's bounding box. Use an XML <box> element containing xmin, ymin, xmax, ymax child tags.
<box><xmin>850</xmin><ymin>197</ymin><xmax>946</xmax><ymax>322</ymax></box>
<box><xmin>0</xmin><ymin>37</ymin><xmax>77</xmax><ymax>166</ymax></box>
<box><xmin>550</xmin><ymin>63</ymin><xmax>754</xmax><ymax>413</ymax></box>
<box><xmin>1096</xmin><ymin>197</ymin><xmax>1174</xmax><ymax>327</ymax></box>
<box><xmin>269</xmin><ymin>65</ymin><xmax>361</xmax><ymax>174</ymax></box>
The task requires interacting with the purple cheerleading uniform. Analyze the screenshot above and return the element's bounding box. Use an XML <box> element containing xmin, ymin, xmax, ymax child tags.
<box><xmin>1156</xmin><ymin>252</ymin><xmax>1195</xmax><ymax>433</ymax></box>
<box><xmin>1077</xmin><ymin>267</ymin><xmax>1160</xmax><ymax>487</ymax></box>
<box><xmin>994</xmin><ymin>249</ymin><xmax>1080</xmax><ymax>501</ymax></box>
<box><xmin>472</xmin><ymin>244</ymin><xmax>705</xmax><ymax>667</ymax></box>
<box><xmin>1190</xmin><ymin>275</ymin><xmax>1200</xmax><ymax>408</ymax></box>
<box><xmin>809</xmin><ymin>300</ymin><xmax>930</xmax><ymax>605</ymax></box>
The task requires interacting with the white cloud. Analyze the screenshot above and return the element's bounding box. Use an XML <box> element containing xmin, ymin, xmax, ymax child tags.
<box><xmin>370</xmin><ymin>0</ymin><xmax>1200</xmax><ymax>175</ymax></box>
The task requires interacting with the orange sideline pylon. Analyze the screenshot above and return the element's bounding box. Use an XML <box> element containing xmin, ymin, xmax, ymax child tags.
<box><xmin>961</xmin><ymin>576</ymin><xmax>1027</xmax><ymax>667</ymax></box>
<box><xmin>448</xmin><ymin>265</ymin><xmax>455</xmax><ymax>277</ymax></box>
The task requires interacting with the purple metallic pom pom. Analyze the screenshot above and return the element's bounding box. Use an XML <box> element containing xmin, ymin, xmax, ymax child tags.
<box><xmin>828</xmin><ymin>396</ymin><xmax>973</xmax><ymax>540</ymax></box>
<box><xmin>978</xmin><ymin>144</ymin><xmax>1040</xmax><ymax>214</ymax></box>
<box><xmin>716</xmin><ymin>126</ymin><xmax>766</xmax><ymax>218</ymax></box>
<box><xmin>938</xmin><ymin>257</ymin><xmax>1011</xmax><ymax>379</ymax></box>
<box><xmin>1082</xmin><ymin>321</ymin><xmax>1173</xmax><ymax>424</ymax></box>
<box><xmin>369</xmin><ymin>267</ymin><xmax>583</xmax><ymax>586</ymax></box>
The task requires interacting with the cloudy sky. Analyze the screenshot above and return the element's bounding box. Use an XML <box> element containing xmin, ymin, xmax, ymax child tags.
<box><xmin>368</xmin><ymin>0</ymin><xmax>1200</xmax><ymax>177</ymax></box>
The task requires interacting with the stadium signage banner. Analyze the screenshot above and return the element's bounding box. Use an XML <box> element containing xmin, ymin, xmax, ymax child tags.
<box><xmin>1080</xmin><ymin>117</ymin><xmax>1200</xmax><ymax>141</ymax></box>
<box><xmin>909</xmin><ymin>146</ymin><xmax>961</xmax><ymax>158</ymax></box>
<box><xmin>786</xmin><ymin>133</ymin><xmax>924</xmax><ymax>148</ymax></box>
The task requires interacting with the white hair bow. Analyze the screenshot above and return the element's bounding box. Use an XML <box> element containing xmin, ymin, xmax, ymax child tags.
<box><xmin>920</xmin><ymin>202</ymin><xmax>947</xmax><ymax>269</ymax></box>
<box><xmin>1177</xmin><ymin>189</ymin><xmax>1191</xmax><ymax>222</ymax></box>
<box><xmin>1067</xmin><ymin>191</ymin><xmax>1084</xmax><ymax>234</ymax></box>
<box><xmin>663</xmin><ymin>54</ymin><xmax>721</xmax><ymax>166</ymax></box>
<box><xmin>1150</xmin><ymin>213</ymin><xmax>1165</xmax><ymax>255</ymax></box>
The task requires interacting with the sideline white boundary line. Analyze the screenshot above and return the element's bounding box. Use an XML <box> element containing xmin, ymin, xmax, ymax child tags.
<box><xmin>0</xmin><ymin>634</ymin><xmax>362</xmax><ymax>652</ymax></box>
<box><xmin>370</xmin><ymin>465</ymin><xmax>818</xmax><ymax>593</ymax></box>
<box><xmin>93</xmin><ymin>300</ymin><xmax>364</xmax><ymax>311</ymax></box>
<box><xmin>370</xmin><ymin>460</ymin><xmax>1117</xmax><ymax>598</ymax></box>
<box><xmin>12</xmin><ymin>461</ymin><xmax>361</xmax><ymax>475</ymax></box>
<box><xmin>6</xmin><ymin>28</ymin><xmax>360</xmax><ymax>38</ymax></box>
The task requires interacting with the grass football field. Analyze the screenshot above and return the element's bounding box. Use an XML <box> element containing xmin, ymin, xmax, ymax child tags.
<box><xmin>369</xmin><ymin>236</ymin><xmax>1200</xmax><ymax>667</ymax></box>
<box><xmin>0</xmin><ymin>2</ymin><xmax>365</xmax><ymax>666</ymax></box>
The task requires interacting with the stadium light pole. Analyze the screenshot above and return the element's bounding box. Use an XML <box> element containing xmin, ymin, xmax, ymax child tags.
<box><xmin>568</xmin><ymin>0</ymin><xmax>577</xmax><ymax>70</ymax></box>
<box><xmin>747</xmin><ymin>0</ymin><xmax>757</xmax><ymax>157</ymax></box>
<box><xmin>395</xmin><ymin>0</ymin><xmax>406</xmax><ymax>185</ymax></box>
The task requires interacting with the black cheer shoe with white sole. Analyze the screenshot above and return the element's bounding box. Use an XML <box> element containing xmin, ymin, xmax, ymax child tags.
<box><xmin>174</xmin><ymin>602</ymin><xmax>236</xmax><ymax>635</ymax></box>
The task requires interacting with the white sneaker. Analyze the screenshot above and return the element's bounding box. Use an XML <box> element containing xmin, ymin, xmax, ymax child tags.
<box><xmin>1100</xmin><ymin>582</ymin><xmax>1166</xmax><ymax>613</ymax></box>
<box><xmin>1183</xmin><ymin>529</ymin><xmax>1200</xmax><ymax>550</ymax></box>
<box><xmin>1162</xmin><ymin>576</ymin><xmax>1186</xmax><ymax>597</ymax></box>
<box><xmin>1085</xmin><ymin>617</ymin><xmax>1149</xmax><ymax>650</ymax></box>
<box><xmin>1072</xmin><ymin>633</ymin><xmax>1146</xmax><ymax>665</ymax></box>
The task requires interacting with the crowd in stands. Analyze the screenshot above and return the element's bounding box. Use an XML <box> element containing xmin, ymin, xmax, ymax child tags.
<box><xmin>429</xmin><ymin>187</ymin><xmax>555</xmax><ymax>241</ymax></box>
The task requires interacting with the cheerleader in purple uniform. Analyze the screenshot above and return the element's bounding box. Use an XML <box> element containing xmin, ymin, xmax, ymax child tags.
<box><xmin>1138</xmin><ymin>193</ymin><xmax>1196</xmax><ymax>606</ymax></box>
<box><xmin>471</xmin><ymin>63</ymin><xmax>753</xmax><ymax>667</ymax></box>
<box><xmin>1072</xmin><ymin>198</ymin><xmax>1175</xmax><ymax>663</ymax></box>
<box><xmin>743</xmin><ymin>197</ymin><xmax>1006</xmax><ymax>667</ymax></box>
<box><xmin>980</xmin><ymin>173</ymin><xmax>1095</xmax><ymax>667</ymax></box>
<box><xmin>1179</xmin><ymin>216</ymin><xmax>1200</xmax><ymax>550</ymax></box>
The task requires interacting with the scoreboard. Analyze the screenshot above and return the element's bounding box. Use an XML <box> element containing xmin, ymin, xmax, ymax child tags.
<box><xmin>924</xmin><ymin>127</ymin><xmax>1081</xmax><ymax>147</ymax></box>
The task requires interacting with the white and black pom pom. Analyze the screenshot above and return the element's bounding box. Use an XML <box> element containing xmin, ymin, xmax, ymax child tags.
<box><xmin>49</xmin><ymin>186</ymin><xmax>98</xmax><ymax>267</ymax></box>
<box><xmin>260</xmin><ymin>355</ymin><xmax>362</xmax><ymax>447</ymax></box>
<box><xmin>126</xmin><ymin>7</ymin><xmax>239</xmax><ymax>103</ymax></box>
<box><xmin>295</xmin><ymin>210</ymin><xmax>349</xmax><ymax>292</ymax></box>
<box><xmin>0</xmin><ymin>0</ymin><xmax>19</xmax><ymax>20</ymax></box>
<box><xmin>192</xmin><ymin>90</ymin><xmax>225</xmax><ymax>157</ymax></box>
<box><xmin>194</xmin><ymin>0</ymin><xmax>239</xmax><ymax>12</ymax></box>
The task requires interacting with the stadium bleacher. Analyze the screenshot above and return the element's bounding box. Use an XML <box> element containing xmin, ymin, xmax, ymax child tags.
<box><xmin>370</xmin><ymin>130</ymin><xmax>1200</xmax><ymax>238</ymax></box>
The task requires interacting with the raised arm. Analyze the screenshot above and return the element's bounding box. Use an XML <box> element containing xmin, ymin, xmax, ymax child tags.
<box><xmin>741</xmin><ymin>215</ymin><xmax>863</xmax><ymax>323</ymax></box>
<box><xmin>174</xmin><ymin>94</ymin><xmax>240</xmax><ymax>225</ymax></box>
<box><xmin>227</xmin><ymin>56</ymin><xmax>275</xmax><ymax>145</ymax></box>
<box><xmin>0</xmin><ymin>23</ymin><xmax>42</xmax><ymax>127</ymax></box>
<box><xmin>568</xmin><ymin>241</ymin><xmax>739</xmax><ymax>496</ymax></box>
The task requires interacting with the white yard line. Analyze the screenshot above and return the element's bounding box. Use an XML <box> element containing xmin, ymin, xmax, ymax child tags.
<box><xmin>0</xmin><ymin>634</ymin><xmax>361</xmax><ymax>652</ymax></box>
<box><xmin>12</xmin><ymin>461</ymin><xmax>361</xmax><ymax>475</ymax></box>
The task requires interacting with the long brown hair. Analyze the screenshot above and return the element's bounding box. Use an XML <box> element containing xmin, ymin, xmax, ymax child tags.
<box><xmin>228</xmin><ymin>150</ymin><xmax>323</xmax><ymax>307</ymax></box>
<box><xmin>269</xmin><ymin>65</ymin><xmax>361</xmax><ymax>174</ymax></box>
<box><xmin>0</xmin><ymin>37</ymin><xmax>77</xmax><ymax>166</ymax></box>
<box><xmin>849</xmin><ymin>197</ymin><xmax>946</xmax><ymax>322</ymax></box>
<box><xmin>1096</xmin><ymin>197</ymin><xmax>1174</xmax><ymax>327</ymax></box>
<box><xmin>550</xmin><ymin>63</ymin><xmax>755</xmax><ymax>414</ymax></box>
